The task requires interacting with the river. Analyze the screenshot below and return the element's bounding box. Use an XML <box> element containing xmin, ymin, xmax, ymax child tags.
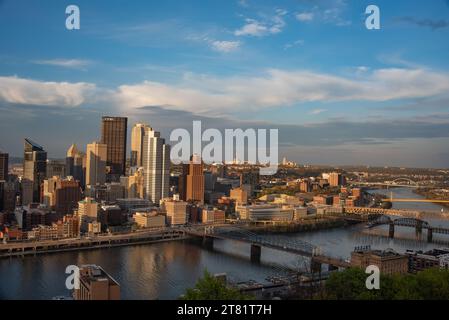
<box><xmin>0</xmin><ymin>187</ymin><xmax>447</xmax><ymax>299</ymax></box>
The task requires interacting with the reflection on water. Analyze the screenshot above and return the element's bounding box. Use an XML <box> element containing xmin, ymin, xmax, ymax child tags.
<box><xmin>1</xmin><ymin>187</ymin><xmax>448</xmax><ymax>299</ymax></box>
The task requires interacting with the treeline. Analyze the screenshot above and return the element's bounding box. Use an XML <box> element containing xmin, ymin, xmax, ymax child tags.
<box><xmin>321</xmin><ymin>267</ymin><xmax>449</xmax><ymax>300</ymax></box>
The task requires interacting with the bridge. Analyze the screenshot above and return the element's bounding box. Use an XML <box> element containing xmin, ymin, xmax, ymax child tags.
<box><xmin>343</xmin><ymin>206</ymin><xmax>422</xmax><ymax>218</ymax></box>
<box><xmin>185</xmin><ymin>226</ymin><xmax>350</xmax><ymax>271</ymax></box>
<box><xmin>0</xmin><ymin>229</ymin><xmax>186</xmax><ymax>258</ymax></box>
<box><xmin>354</xmin><ymin>178</ymin><xmax>420</xmax><ymax>188</ymax></box>
<box><xmin>366</xmin><ymin>215</ymin><xmax>449</xmax><ymax>242</ymax></box>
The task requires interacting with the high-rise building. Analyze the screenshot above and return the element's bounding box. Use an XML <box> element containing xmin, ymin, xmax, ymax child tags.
<box><xmin>161</xmin><ymin>195</ymin><xmax>187</xmax><ymax>225</ymax></box>
<box><xmin>74</xmin><ymin>265</ymin><xmax>120</xmax><ymax>300</ymax></box>
<box><xmin>77</xmin><ymin>197</ymin><xmax>99</xmax><ymax>232</ymax></box>
<box><xmin>101</xmin><ymin>116</ymin><xmax>128</xmax><ymax>179</ymax></box>
<box><xmin>0</xmin><ymin>151</ymin><xmax>8</xmax><ymax>181</ymax></box>
<box><xmin>23</xmin><ymin>138</ymin><xmax>47</xmax><ymax>203</ymax></box>
<box><xmin>184</xmin><ymin>154</ymin><xmax>205</xmax><ymax>204</ymax></box>
<box><xmin>54</xmin><ymin>177</ymin><xmax>82</xmax><ymax>215</ymax></box>
<box><xmin>45</xmin><ymin>160</ymin><xmax>66</xmax><ymax>179</ymax></box>
<box><xmin>66</xmin><ymin>144</ymin><xmax>86</xmax><ymax>187</ymax></box>
<box><xmin>142</xmin><ymin>128</ymin><xmax>170</xmax><ymax>204</ymax></box>
<box><xmin>86</xmin><ymin>142</ymin><xmax>107</xmax><ymax>186</ymax></box>
<box><xmin>329</xmin><ymin>172</ymin><xmax>346</xmax><ymax>187</ymax></box>
<box><xmin>130</xmin><ymin>123</ymin><xmax>150</xmax><ymax>167</ymax></box>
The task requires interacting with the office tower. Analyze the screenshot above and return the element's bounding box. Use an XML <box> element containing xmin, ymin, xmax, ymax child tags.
<box><xmin>230</xmin><ymin>187</ymin><xmax>248</xmax><ymax>205</ymax></box>
<box><xmin>101</xmin><ymin>116</ymin><xmax>128</xmax><ymax>179</ymax></box>
<box><xmin>23</xmin><ymin>138</ymin><xmax>47</xmax><ymax>203</ymax></box>
<box><xmin>161</xmin><ymin>194</ymin><xmax>187</xmax><ymax>225</ymax></box>
<box><xmin>185</xmin><ymin>154</ymin><xmax>204</xmax><ymax>204</ymax></box>
<box><xmin>66</xmin><ymin>144</ymin><xmax>86</xmax><ymax>187</ymax></box>
<box><xmin>127</xmin><ymin>167</ymin><xmax>145</xmax><ymax>198</ymax></box>
<box><xmin>43</xmin><ymin>176</ymin><xmax>81</xmax><ymax>215</ymax></box>
<box><xmin>0</xmin><ymin>151</ymin><xmax>8</xmax><ymax>181</ymax></box>
<box><xmin>142</xmin><ymin>128</ymin><xmax>170</xmax><ymax>204</ymax></box>
<box><xmin>130</xmin><ymin>123</ymin><xmax>150</xmax><ymax>167</ymax></box>
<box><xmin>86</xmin><ymin>142</ymin><xmax>107</xmax><ymax>186</ymax></box>
<box><xmin>329</xmin><ymin>172</ymin><xmax>346</xmax><ymax>187</ymax></box>
<box><xmin>74</xmin><ymin>265</ymin><xmax>120</xmax><ymax>300</ymax></box>
<box><xmin>46</xmin><ymin>160</ymin><xmax>66</xmax><ymax>178</ymax></box>
<box><xmin>77</xmin><ymin>197</ymin><xmax>99</xmax><ymax>232</ymax></box>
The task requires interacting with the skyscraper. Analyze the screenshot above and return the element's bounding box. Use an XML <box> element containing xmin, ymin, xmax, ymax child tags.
<box><xmin>0</xmin><ymin>151</ymin><xmax>8</xmax><ymax>181</ymax></box>
<box><xmin>66</xmin><ymin>144</ymin><xmax>86</xmax><ymax>187</ymax></box>
<box><xmin>101</xmin><ymin>116</ymin><xmax>127</xmax><ymax>180</ymax></box>
<box><xmin>130</xmin><ymin>123</ymin><xmax>150</xmax><ymax>167</ymax></box>
<box><xmin>185</xmin><ymin>154</ymin><xmax>205</xmax><ymax>204</ymax></box>
<box><xmin>86</xmin><ymin>142</ymin><xmax>107</xmax><ymax>186</ymax></box>
<box><xmin>23</xmin><ymin>138</ymin><xmax>47</xmax><ymax>203</ymax></box>
<box><xmin>142</xmin><ymin>128</ymin><xmax>170</xmax><ymax>204</ymax></box>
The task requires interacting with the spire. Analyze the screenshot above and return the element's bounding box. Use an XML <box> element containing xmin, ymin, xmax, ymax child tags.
<box><xmin>67</xmin><ymin>144</ymin><xmax>79</xmax><ymax>157</ymax></box>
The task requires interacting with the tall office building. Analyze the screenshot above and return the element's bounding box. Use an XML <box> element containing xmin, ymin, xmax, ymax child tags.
<box><xmin>142</xmin><ymin>128</ymin><xmax>170</xmax><ymax>204</ymax></box>
<box><xmin>185</xmin><ymin>154</ymin><xmax>205</xmax><ymax>204</ymax></box>
<box><xmin>101</xmin><ymin>116</ymin><xmax>127</xmax><ymax>179</ymax></box>
<box><xmin>23</xmin><ymin>139</ymin><xmax>47</xmax><ymax>203</ymax></box>
<box><xmin>43</xmin><ymin>176</ymin><xmax>82</xmax><ymax>215</ymax></box>
<box><xmin>66</xmin><ymin>144</ymin><xmax>86</xmax><ymax>187</ymax></box>
<box><xmin>0</xmin><ymin>151</ymin><xmax>8</xmax><ymax>181</ymax></box>
<box><xmin>130</xmin><ymin>123</ymin><xmax>150</xmax><ymax>167</ymax></box>
<box><xmin>86</xmin><ymin>142</ymin><xmax>107</xmax><ymax>186</ymax></box>
<box><xmin>329</xmin><ymin>172</ymin><xmax>346</xmax><ymax>187</ymax></box>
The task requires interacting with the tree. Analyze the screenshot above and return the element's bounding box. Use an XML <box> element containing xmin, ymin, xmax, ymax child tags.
<box><xmin>181</xmin><ymin>270</ymin><xmax>253</xmax><ymax>300</ymax></box>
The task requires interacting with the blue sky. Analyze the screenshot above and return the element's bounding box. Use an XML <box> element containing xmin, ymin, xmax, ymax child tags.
<box><xmin>1</xmin><ymin>0</ymin><xmax>449</xmax><ymax>167</ymax></box>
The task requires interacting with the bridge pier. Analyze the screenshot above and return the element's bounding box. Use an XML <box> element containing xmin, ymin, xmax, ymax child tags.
<box><xmin>202</xmin><ymin>236</ymin><xmax>214</xmax><ymax>250</ymax></box>
<box><xmin>310</xmin><ymin>259</ymin><xmax>322</xmax><ymax>274</ymax></box>
<box><xmin>416</xmin><ymin>220</ymin><xmax>423</xmax><ymax>234</ymax></box>
<box><xmin>427</xmin><ymin>228</ymin><xmax>433</xmax><ymax>242</ymax></box>
<box><xmin>389</xmin><ymin>223</ymin><xmax>395</xmax><ymax>238</ymax></box>
<box><xmin>250</xmin><ymin>244</ymin><xmax>261</xmax><ymax>263</ymax></box>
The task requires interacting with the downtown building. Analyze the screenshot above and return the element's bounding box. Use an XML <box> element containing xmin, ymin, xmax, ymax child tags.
<box><xmin>101</xmin><ymin>116</ymin><xmax>127</xmax><ymax>181</ymax></box>
<box><xmin>22</xmin><ymin>138</ymin><xmax>47</xmax><ymax>204</ymax></box>
<box><xmin>66</xmin><ymin>144</ymin><xmax>86</xmax><ymax>188</ymax></box>
<box><xmin>179</xmin><ymin>154</ymin><xmax>205</xmax><ymax>204</ymax></box>
<box><xmin>0</xmin><ymin>151</ymin><xmax>8</xmax><ymax>181</ymax></box>
<box><xmin>86</xmin><ymin>141</ymin><xmax>107</xmax><ymax>187</ymax></box>
<box><xmin>130</xmin><ymin>123</ymin><xmax>150</xmax><ymax>167</ymax></box>
<box><xmin>142</xmin><ymin>128</ymin><xmax>170</xmax><ymax>204</ymax></box>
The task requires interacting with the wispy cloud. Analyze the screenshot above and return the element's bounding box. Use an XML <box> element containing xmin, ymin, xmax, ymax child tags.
<box><xmin>234</xmin><ymin>9</ymin><xmax>287</xmax><ymax>37</ymax></box>
<box><xmin>395</xmin><ymin>16</ymin><xmax>449</xmax><ymax>30</ymax></box>
<box><xmin>309</xmin><ymin>109</ymin><xmax>327</xmax><ymax>115</ymax></box>
<box><xmin>31</xmin><ymin>59</ymin><xmax>93</xmax><ymax>69</ymax></box>
<box><xmin>296</xmin><ymin>12</ymin><xmax>314</xmax><ymax>22</ymax></box>
<box><xmin>210</xmin><ymin>40</ymin><xmax>241</xmax><ymax>53</ymax></box>
<box><xmin>284</xmin><ymin>39</ymin><xmax>304</xmax><ymax>50</ymax></box>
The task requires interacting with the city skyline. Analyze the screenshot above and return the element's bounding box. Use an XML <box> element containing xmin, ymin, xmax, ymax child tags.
<box><xmin>1</xmin><ymin>0</ymin><xmax>449</xmax><ymax>168</ymax></box>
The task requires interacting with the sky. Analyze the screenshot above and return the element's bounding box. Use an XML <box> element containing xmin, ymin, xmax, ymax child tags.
<box><xmin>0</xmin><ymin>0</ymin><xmax>449</xmax><ymax>168</ymax></box>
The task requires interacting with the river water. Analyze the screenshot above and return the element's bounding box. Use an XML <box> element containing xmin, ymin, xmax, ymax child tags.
<box><xmin>0</xmin><ymin>188</ymin><xmax>447</xmax><ymax>299</ymax></box>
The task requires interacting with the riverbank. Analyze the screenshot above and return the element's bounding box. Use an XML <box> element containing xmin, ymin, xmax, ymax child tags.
<box><xmin>414</xmin><ymin>188</ymin><xmax>449</xmax><ymax>209</ymax></box>
<box><xmin>246</xmin><ymin>217</ymin><xmax>351</xmax><ymax>234</ymax></box>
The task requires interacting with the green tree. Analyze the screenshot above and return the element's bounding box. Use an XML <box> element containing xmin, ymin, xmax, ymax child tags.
<box><xmin>181</xmin><ymin>270</ymin><xmax>253</xmax><ymax>300</ymax></box>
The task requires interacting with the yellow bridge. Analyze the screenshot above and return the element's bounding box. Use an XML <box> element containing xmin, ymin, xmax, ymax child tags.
<box><xmin>382</xmin><ymin>199</ymin><xmax>449</xmax><ymax>203</ymax></box>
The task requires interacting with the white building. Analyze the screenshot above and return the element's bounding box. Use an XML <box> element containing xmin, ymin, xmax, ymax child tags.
<box><xmin>142</xmin><ymin>128</ymin><xmax>170</xmax><ymax>204</ymax></box>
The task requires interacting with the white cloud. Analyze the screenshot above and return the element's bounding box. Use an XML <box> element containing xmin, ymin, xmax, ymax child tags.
<box><xmin>284</xmin><ymin>39</ymin><xmax>304</xmax><ymax>50</ymax></box>
<box><xmin>296</xmin><ymin>12</ymin><xmax>314</xmax><ymax>22</ymax></box>
<box><xmin>113</xmin><ymin>68</ymin><xmax>449</xmax><ymax>114</ymax></box>
<box><xmin>309</xmin><ymin>109</ymin><xmax>327</xmax><ymax>115</ymax></box>
<box><xmin>32</xmin><ymin>59</ymin><xmax>92</xmax><ymax>69</ymax></box>
<box><xmin>211</xmin><ymin>40</ymin><xmax>241</xmax><ymax>53</ymax></box>
<box><xmin>4</xmin><ymin>67</ymin><xmax>449</xmax><ymax>115</ymax></box>
<box><xmin>0</xmin><ymin>76</ymin><xmax>96</xmax><ymax>107</ymax></box>
<box><xmin>234</xmin><ymin>9</ymin><xmax>287</xmax><ymax>37</ymax></box>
